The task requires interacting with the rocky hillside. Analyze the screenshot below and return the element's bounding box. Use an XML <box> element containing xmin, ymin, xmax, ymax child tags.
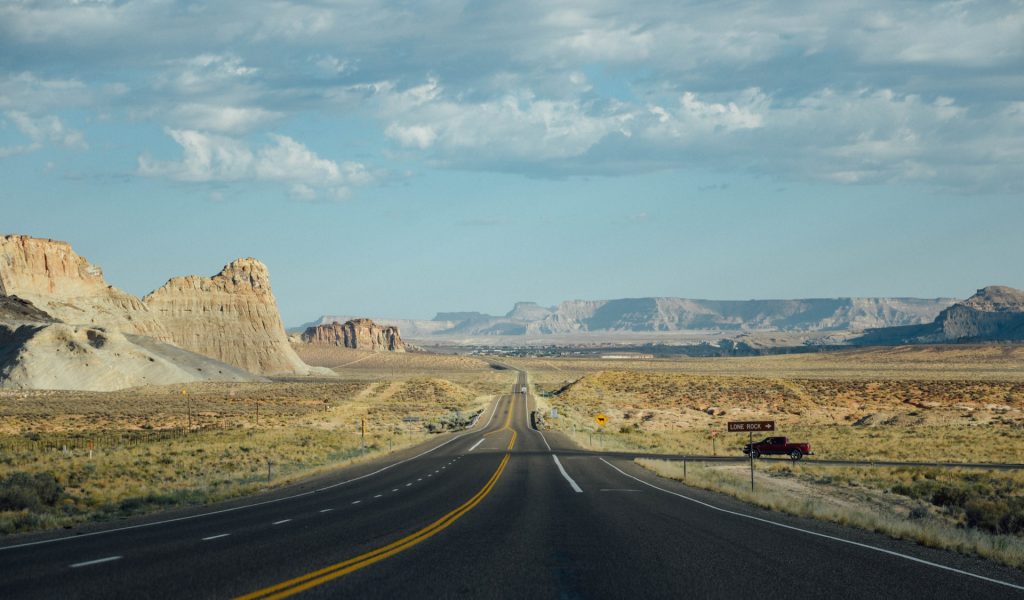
<box><xmin>0</xmin><ymin>294</ymin><xmax>260</xmax><ymax>391</ymax></box>
<box><xmin>302</xmin><ymin>296</ymin><xmax>954</xmax><ymax>339</ymax></box>
<box><xmin>0</xmin><ymin>235</ymin><xmax>167</xmax><ymax>338</ymax></box>
<box><xmin>0</xmin><ymin>235</ymin><xmax>319</xmax><ymax>378</ymax></box>
<box><xmin>301</xmin><ymin>318</ymin><xmax>405</xmax><ymax>352</ymax></box>
<box><xmin>144</xmin><ymin>258</ymin><xmax>314</xmax><ymax>375</ymax></box>
<box><xmin>855</xmin><ymin>286</ymin><xmax>1024</xmax><ymax>345</ymax></box>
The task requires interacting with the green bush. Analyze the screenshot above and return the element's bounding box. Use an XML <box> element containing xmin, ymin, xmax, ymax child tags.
<box><xmin>0</xmin><ymin>472</ymin><xmax>63</xmax><ymax>511</ymax></box>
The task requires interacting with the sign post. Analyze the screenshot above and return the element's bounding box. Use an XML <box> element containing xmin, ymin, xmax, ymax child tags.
<box><xmin>727</xmin><ymin>421</ymin><xmax>775</xmax><ymax>492</ymax></box>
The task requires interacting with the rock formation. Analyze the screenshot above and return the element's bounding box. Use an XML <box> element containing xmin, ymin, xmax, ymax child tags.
<box><xmin>855</xmin><ymin>286</ymin><xmax>1024</xmax><ymax>345</ymax></box>
<box><xmin>0</xmin><ymin>235</ymin><xmax>321</xmax><ymax>378</ymax></box>
<box><xmin>302</xmin><ymin>318</ymin><xmax>405</xmax><ymax>352</ymax></box>
<box><xmin>301</xmin><ymin>296</ymin><xmax>955</xmax><ymax>339</ymax></box>
<box><xmin>144</xmin><ymin>258</ymin><xmax>316</xmax><ymax>374</ymax></box>
<box><xmin>0</xmin><ymin>235</ymin><xmax>167</xmax><ymax>338</ymax></box>
<box><xmin>0</xmin><ymin>294</ymin><xmax>261</xmax><ymax>391</ymax></box>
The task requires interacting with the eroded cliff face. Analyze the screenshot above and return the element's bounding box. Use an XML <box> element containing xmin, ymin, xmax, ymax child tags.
<box><xmin>0</xmin><ymin>235</ymin><xmax>167</xmax><ymax>338</ymax></box>
<box><xmin>302</xmin><ymin>318</ymin><xmax>405</xmax><ymax>352</ymax></box>
<box><xmin>0</xmin><ymin>235</ymin><xmax>316</xmax><ymax>377</ymax></box>
<box><xmin>144</xmin><ymin>258</ymin><xmax>314</xmax><ymax>374</ymax></box>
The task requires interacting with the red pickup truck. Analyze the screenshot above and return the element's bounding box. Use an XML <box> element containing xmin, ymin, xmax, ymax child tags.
<box><xmin>742</xmin><ymin>436</ymin><xmax>813</xmax><ymax>460</ymax></box>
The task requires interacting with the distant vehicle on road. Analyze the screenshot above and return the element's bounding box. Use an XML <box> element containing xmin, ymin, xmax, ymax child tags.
<box><xmin>743</xmin><ymin>436</ymin><xmax>813</xmax><ymax>460</ymax></box>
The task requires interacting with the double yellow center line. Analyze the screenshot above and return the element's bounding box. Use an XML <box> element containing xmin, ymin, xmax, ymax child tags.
<box><xmin>237</xmin><ymin>394</ymin><xmax>517</xmax><ymax>600</ymax></box>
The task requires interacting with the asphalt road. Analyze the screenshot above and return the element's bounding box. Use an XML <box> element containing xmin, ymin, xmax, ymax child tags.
<box><xmin>2</xmin><ymin>370</ymin><xmax>1024</xmax><ymax>599</ymax></box>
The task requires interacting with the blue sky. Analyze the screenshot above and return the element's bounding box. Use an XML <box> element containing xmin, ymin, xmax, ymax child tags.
<box><xmin>2</xmin><ymin>1</ymin><xmax>1022</xmax><ymax>325</ymax></box>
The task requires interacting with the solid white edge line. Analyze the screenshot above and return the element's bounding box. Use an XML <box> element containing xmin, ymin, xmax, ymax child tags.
<box><xmin>202</xmin><ymin>533</ymin><xmax>231</xmax><ymax>541</ymax></box>
<box><xmin>70</xmin><ymin>556</ymin><xmax>122</xmax><ymax>568</ymax></box>
<box><xmin>553</xmin><ymin>455</ymin><xmax>583</xmax><ymax>493</ymax></box>
<box><xmin>521</xmin><ymin>373</ymin><xmax>552</xmax><ymax>451</ymax></box>
<box><xmin>0</xmin><ymin>394</ymin><xmax>508</xmax><ymax>553</ymax></box>
<box><xmin>468</xmin><ymin>438</ymin><xmax>485</xmax><ymax>452</ymax></box>
<box><xmin>598</xmin><ymin>458</ymin><xmax>1024</xmax><ymax>593</ymax></box>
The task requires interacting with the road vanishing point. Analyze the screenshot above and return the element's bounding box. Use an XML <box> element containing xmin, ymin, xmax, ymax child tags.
<box><xmin>2</xmin><ymin>370</ymin><xmax>1024</xmax><ymax>599</ymax></box>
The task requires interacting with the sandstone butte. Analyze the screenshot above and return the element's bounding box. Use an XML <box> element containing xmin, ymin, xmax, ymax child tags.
<box><xmin>0</xmin><ymin>234</ymin><xmax>317</xmax><ymax>376</ymax></box>
<box><xmin>302</xmin><ymin>318</ymin><xmax>405</xmax><ymax>352</ymax></box>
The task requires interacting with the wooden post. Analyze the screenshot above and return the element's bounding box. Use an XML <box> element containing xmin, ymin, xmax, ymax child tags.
<box><xmin>749</xmin><ymin>431</ymin><xmax>755</xmax><ymax>492</ymax></box>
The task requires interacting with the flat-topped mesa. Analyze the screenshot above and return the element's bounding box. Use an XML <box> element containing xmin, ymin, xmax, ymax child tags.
<box><xmin>0</xmin><ymin>235</ymin><xmax>167</xmax><ymax>337</ymax></box>
<box><xmin>302</xmin><ymin>318</ymin><xmax>405</xmax><ymax>352</ymax></box>
<box><xmin>144</xmin><ymin>258</ymin><xmax>314</xmax><ymax>374</ymax></box>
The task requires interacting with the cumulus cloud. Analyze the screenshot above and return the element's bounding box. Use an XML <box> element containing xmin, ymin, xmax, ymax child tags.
<box><xmin>2</xmin><ymin>0</ymin><xmax>1023</xmax><ymax>192</ymax></box>
<box><xmin>377</xmin><ymin>78</ymin><xmax>633</xmax><ymax>163</ymax></box>
<box><xmin>0</xmin><ymin>110</ymin><xmax>86</xmax><ymax>157</ymax></box>
<box><xmin>169</xmin><ymin>103</ymin><xmax>281</xmax><ymax>134</ymax></box>
<box><xmin>138</xmin><ymin>129</ymin><xmax>373</xmax><ymax>198</ymax></box>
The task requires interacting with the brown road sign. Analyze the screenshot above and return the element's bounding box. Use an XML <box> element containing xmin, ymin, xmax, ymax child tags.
<box><xmin>727</xmin><ymin>420</ymin><xmax>775</xmax><ymax>432</ymax></box>
<box><xmin>595</xmin><ymin>414</ymin><xmax>608</xmax><ymax>427</ymax></box>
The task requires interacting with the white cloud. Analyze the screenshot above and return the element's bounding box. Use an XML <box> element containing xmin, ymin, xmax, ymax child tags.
<box><xmin>157</xmin><ymin>54</ymin><xmax>259</xmax><ymax>95</ymax></box>
<box><xmin>0</xmin><ymin>72</ymin><xmax>93</xmax><ymax>111</ymax></box>
<box><xmin>138</xmin><ymin>129</ymin><xmax>373</xmax><ymax>196</ymax></box>
<box><xmin>0</xmin><ymin>110</ymin><xmax>87</xmax><ymax>157</ymax></box>
<box><xmin>645</xmin><ymin>89</ymin><xmax>768</xmax><ymax>140</ymax></box>
<box><xmin>377</xmin><ymin>78</ymin><xmax>633</xmax><ymax>162</ymax></box>
<box><xmin>170</xmin><ymin>103</ymin><xmax>281</xmax><ymax>134</ymax></box>
<box><xmin>313</xmin><ymin>54</ymin><xmax>352</xmax><ymax>75</ymax></box>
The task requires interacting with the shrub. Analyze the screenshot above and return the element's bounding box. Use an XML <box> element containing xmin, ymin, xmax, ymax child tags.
<box><xmin>0</xmin><ymin>472</ymin><xmax>64</xmax><ymax>511</ymax></box>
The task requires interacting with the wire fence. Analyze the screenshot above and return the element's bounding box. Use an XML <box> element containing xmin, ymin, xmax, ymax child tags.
<box><xmin>0</xmin><ymin>427</ymin><xmax>204</xmax><ymax>453</ymax></box>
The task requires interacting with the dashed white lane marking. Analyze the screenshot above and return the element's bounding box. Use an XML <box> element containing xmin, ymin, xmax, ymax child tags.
<box><xmin>373</xmin><ymin>494</ymin><xmax>382</xmax><ymax>498</ymax></box>
<box><xmin>417</xmin><ymin>478</ymin><xmax>422</xmax><ymax>482</ymax></box>
<box><xmin>553</xmin><ymin>455</ymin><xmax>583</xmax><ymax>493</ymax></box>
<box><xmin>352</xmin><ymin>500</ymin><xmax>361</xmax><ymax>504</ymax></box>
<box><xmin>5</xmin><ymin>397</ymin><xmax>509</xmax><ymax>555</ymax></box>
<box><xmin>70</xmin><ymin>556</ymin><xmax>122</xmax><ymax>568</ymax></box>
<box><xmin>598</xmin><ymin>458</ymin><xmax>1024</xmax><ymax>593</ymax></box>
<box><xmin>320</xmin><ymin>509</ymin><xmax>333</xmax><ymax>513</ymax></box>
<box><xmin>202</xmin><ymin>533</ymin><xmax>231</xmax><ymax>541</ymax></box>
<box><xmin>427</xmin><ymin>474</ymin><xmax>433</xmax><ymax>477</ymax></box>
<box><xmin>405</xmin><ymin>483</ymin><xmax>413</xmax><ymax>487</ymax></box>
<box><xmin>272</xmin><ymin>519</ymin><xmax>292</xmax><ymax>525</ymax></box>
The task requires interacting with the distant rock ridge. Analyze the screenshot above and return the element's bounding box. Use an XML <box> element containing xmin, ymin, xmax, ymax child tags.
<box><xmin>302</xmin><ymin>318</ymin><xmax>405</xmax><ymax>352</ymax></box>
<box><xmin>0</xmin><ymin>234</ymin><xmax>317</xmax><ymax>377</ymax></box>
<box><xmin>856</xmin><ymin>286</ymin><xmax>1024</xmax><ymax>345</ymax></box>
<box><xmin>301</xmin><ymin>296</ymin><xmax>956</xmax><ymax>339</ymax></box>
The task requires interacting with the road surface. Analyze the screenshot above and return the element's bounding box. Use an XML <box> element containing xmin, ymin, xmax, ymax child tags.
<box><xmin>2</xmin><ymin>370</ymin><xmax>1023</xmax><ymax>598</ymax></box>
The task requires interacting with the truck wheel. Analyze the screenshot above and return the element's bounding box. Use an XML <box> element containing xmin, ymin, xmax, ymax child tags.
<box><xmin>789</xmin><ymin>449</ymin><xmax>803</xmax><ymax>461</ymax></box>
<box><xmin>750</xmin><ymin>449</ymin><xmax>760</xmax><ymax>459</ymax></box>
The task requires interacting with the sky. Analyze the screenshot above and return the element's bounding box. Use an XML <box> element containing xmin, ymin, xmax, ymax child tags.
<box><xmin>1</xmin><ymin>1</ymin><xmax>1023</xmax><ymax>326</ymax></box>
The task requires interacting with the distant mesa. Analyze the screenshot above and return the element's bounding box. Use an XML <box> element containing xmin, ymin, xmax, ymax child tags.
<box><xmin>299</xmin><ymin>296</ymin><xmax>956</xmax><ymax>340</ymax></box>
<box><xmin>854</xmin><ymin>286</ymin><xmax>1024</xmax><ymax>345</ymax></box>
<box><xmin>302</xmin><ymin>318</ymin><xmax>405</xmax><ymax>352</ymax></box>
<box><xmin>0</xmin><ymin>234</ymin><xmax>324</xmax><ymax>390</ymax></box>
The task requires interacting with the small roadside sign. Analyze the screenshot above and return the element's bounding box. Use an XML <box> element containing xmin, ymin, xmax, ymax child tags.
<box><xmin>728</xmin><ymin>420</ymin><xmax>776</xmax><ymax>493</ymax></box>
<box><xmin>595</xmin><ymin>414</ymin><xmax>608</xmax><ymax>427</ymax></box>
<box><xmin>550</xmin><ymin>408</ymin><xmax>558</xmax><ymax>419</ymax></box>
<box><xmin>727</xmin><ymin>420</ymin><xmax>775</xmax><ymax>432</ymax></box>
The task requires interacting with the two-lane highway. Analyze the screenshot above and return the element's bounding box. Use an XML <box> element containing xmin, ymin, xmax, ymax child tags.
<box><xmin>3</xmin><ymin>369</ymin><xmax>1024</xmax><ymax>598</ymax></box>
<box><xmin>0</xmin><ymin>384</ymin><xmax>520</xmax><ymax>599</ymax></box>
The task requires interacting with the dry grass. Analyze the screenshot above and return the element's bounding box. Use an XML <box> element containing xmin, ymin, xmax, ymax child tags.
<box><xmin>508</xmin><ymin>344</ymin><xmax>1024</xmax><ymax>381</ymax></box>
<box><xmin>636</xmin><ymin>458</ymin><xmax>1024</xmax><ymax>570</ymax></box>
<box><xmin>530</xmin><ymin>364</ymin><xmax>1024</xmax><ymax>462</ymax></box>
<box><xmin>0</xmin><ymin>356</ymin><xmax>516</xmax><ymax>535</ymax></box>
